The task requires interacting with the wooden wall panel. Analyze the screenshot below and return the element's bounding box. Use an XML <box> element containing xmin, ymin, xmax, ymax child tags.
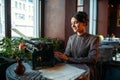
<box><xmin>97</xmin><ymin>0</ymin><xmax>109</xmax><ymax>37</ymax></box>
<box><xmin>65</xmin><ymin>0</ymin><xmax>77</xmax><ymax>46</ymax></box>
<box><xmin>44</xmin><ymin>0</ymin><xmax>65</xmax><ymax>40</ymax></box>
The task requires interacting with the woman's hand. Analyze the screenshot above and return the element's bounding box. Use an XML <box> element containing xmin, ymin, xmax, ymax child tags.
<box><xmin>54</xmin><ymin>51</ymin><xmax>69</xmax><ymax>61</ymax></box>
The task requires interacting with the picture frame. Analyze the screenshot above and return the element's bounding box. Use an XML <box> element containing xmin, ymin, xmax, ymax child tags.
<box><xmin>117</xmin><ymin>19</ymin><xmax>120</xmax><ymax>27</ymax></box>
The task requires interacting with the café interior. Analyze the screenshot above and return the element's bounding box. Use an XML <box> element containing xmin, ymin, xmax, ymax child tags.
<box><xmin>1</xmin><ymin>0</ymin><xmax>120</xmax><ymax>80</ymax></box>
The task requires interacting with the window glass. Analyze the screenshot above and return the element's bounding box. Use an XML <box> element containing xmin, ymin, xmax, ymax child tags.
<box><xmin>77</xmin><ymin>0</ymin><xmax>83</xmax><ymax>11</ymax></box>
<box><xmin>89</xmin><ymin>0</ymin><xmax>97</xmax><ymax>35</ymax></box>
<box><xmin>0</xmin><ymin>0</ymin><xmax>5</xmax><ymax>39</ymax></box>
<box><xmin>11</xmin><ymin>0</ymin><xmax>40</xmax><ymax>38</ymax></box>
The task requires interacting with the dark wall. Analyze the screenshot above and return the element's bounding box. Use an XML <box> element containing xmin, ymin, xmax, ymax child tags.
<box><xmin>84</xmin><ymin>0</ymin><xmax>90</xmax><ymax>32</ymax></box>
<box><xmin>97</xmin><ymin>0</ymin><xmax>120</xmax><ymax>37</ymax></box>
<box><xmin>97</xmin><ymin>0</ymin><xmax>109</xmax><ymax>37</ymax></box>
<box><xmin>108</xmin><ymin>0</ymin><xmax>120</xmax><ymax>37</ymax></box>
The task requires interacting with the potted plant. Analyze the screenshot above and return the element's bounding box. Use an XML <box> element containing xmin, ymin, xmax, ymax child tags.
<box><xmin>0</xmin><ymin>37</ymin><xmax>24</xmax><ymax>58</ymax></box>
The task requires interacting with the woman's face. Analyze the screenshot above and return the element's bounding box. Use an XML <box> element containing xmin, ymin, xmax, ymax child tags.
<box><xmin>71</xmin><ymin>17</ymin><xmax>85</xmax><ymax>33</ymax></box>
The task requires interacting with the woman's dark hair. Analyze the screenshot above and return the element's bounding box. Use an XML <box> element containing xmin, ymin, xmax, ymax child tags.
<box><xmin>72</xmin><ymin>11</ymin><xmax>89</xmax><ymax>25</ymax></box>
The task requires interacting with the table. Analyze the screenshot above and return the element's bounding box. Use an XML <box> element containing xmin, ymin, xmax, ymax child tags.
<box><xmin>100</xmin><ymin>39</ymin><xmax>120</xmax><ymax>48</ymax></box>
<box><xmin>6</xmin><ymin>62</ymin><xmax>90</xmax><ymax>80</ymax></box>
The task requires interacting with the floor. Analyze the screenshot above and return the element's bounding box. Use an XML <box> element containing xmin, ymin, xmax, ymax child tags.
<box><xmin>103</xmin><ymin>53</ymin><xmax>120</xmax><ymax>80</ymax></box>
<box><xmin>96</xmin><ymin>52</ymin><xmax>120</xmax><ymax>80</ymax></box>
<box><xmin>104</xmin><ymin>66</ymin><xmax>120</xmax><ymax>80</ymax></box>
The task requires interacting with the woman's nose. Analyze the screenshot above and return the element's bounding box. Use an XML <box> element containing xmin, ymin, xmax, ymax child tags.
<box><xmin>71</xmin><ymin>24</ymin><xmax>75</xmax><ymax>27</ymax></box>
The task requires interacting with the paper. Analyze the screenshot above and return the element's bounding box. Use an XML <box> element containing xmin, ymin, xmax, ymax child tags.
<box><xmin>41</xmin><ymin>64</ymin><xmax>86</xmax><ymax>80</ymax></box>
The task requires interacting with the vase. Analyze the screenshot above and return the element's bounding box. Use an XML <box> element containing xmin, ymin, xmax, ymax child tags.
<box><xmin>14</xmin><ymin>59</ymin><xmax>25</xmax><ymax>76</ymax></box>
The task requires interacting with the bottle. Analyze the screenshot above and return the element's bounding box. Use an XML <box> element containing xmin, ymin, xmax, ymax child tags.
<box><xmin>14</xmin><ymin>58</ymin><xmax>25</xmax><ymax>76</ymax></box>
<box><xmin>111</xmin><ymin>33</ymin><xmax>115</xmax><ymax>38</ymax></box>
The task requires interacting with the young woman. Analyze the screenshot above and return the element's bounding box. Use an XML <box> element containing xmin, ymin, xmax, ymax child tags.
<box><xmin>54</xmin><ymin>11</ymin><xmax>99</xmax><ymax>80</ymax></box>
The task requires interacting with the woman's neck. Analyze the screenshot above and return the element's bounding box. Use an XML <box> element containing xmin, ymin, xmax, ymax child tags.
<box><xmin>77</xmin><ymin>28</ymin><xmax>86</xmax><ymax>36</ymax></box>
<box><xmin>77</xmin><ymin>32</ymin><xmax>86</xmax><ymax>36</ymax></box>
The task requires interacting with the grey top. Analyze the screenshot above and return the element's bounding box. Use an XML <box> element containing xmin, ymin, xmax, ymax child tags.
<box><xmin>65</xmin><ymin>33</ymin><xmax>99</xmax><ymax>65</ymax></box>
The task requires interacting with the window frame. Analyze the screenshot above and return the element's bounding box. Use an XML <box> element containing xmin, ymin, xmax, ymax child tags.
<box><xmin>4</xmin><ymin>0</ymin><xmax>44</xmax><ymax>38</ymax></box>
<box><xmin>77</xmin><ymin>0</ymin><xmax>97</xmax><ymax>35</ymax></box>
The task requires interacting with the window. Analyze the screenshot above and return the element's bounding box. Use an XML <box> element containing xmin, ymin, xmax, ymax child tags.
<box><xmin>77</xmin><ymin>0</ymin><xmax>97</xmax><ymax>35</ymax></box>
<box><xmin>11</xmin><ymin>0</ymin><xmax>41</xmax><ymax>38</ymax></box>
<box><xmin>77</xmin><ymin>0</ymin><xmax>83</xmax><ymax>11</ymax></box>
<box><xmin>15</xmin><ymin>1</ymin><xmax>18</xmax><ymax>8</ymax></box>
<box><xmin>89</xmin><ymin>0</ymin><xmax>97</xmax><ymax>35</ymax></box>
<box><xmin>0</xmin><ymin>0</ymin><xmax>5</xmax><ymax>39</ymax></box>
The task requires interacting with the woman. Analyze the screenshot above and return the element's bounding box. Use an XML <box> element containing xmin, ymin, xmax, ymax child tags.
<box><xmin>54</xmin><ymin>11</ymin><xmax>99</xmax><ymax>80</ymax></box>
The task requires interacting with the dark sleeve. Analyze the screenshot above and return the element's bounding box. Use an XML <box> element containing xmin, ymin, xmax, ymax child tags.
<box><xmin>54</xmin><ymin>37</ymin><xmax>72</xmax><ymax>63</ymax></box>
<box><xmin>67</xmin><ymin>37</ymin><xmax>99</xmax><ymax>65</ymax></box>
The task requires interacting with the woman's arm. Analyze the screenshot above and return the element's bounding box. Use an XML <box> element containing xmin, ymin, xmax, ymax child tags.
<box><xmin>67</xmin><ymin>37</ymin><xmax>99</xmax><ymax>65</ymax></box>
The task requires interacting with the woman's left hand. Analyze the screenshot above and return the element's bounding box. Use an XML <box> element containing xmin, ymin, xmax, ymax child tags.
<box><xmin>54</xmin><ymin>51</ymin><xmax>69</xmax><ymax>61</ymax></box>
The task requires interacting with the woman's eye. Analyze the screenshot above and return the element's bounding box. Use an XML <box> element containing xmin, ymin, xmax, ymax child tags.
<box><xmin>74</xmin><ymin>21</ymin><xmax>79</xmax><ymax>24</ymax></box>
<box><xmin>71</xmin><ymin>21</ymin><xmax>79</xmax><ymax>25</ymax></box>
